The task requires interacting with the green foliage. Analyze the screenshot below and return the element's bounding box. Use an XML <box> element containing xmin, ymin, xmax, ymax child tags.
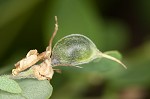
<box><xmin>0</xmin><ymin>77</ymin><xmax>53</xmax><ymax>99</ymax></box>
<box><xmin>0</xmin><ymin>76</ymin><xmax>21</xmax><ymax>94</ymax></box>
<box><xmin>111</xmin><ymin>43</ymin><xmax>150</xmax><ymax>88</ymax></box>
<box><xmin>49</xmin><ymin>51</ymin><xmax>124</xmax><ymax>99</ymax></box>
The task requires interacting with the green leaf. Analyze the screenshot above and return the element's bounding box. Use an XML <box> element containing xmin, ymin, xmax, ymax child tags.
<box><xmin>85</xmin><ymin>51</ymin><xmax>124</xmax><ymax>76</ymax></box>
<box><xmin>0</xmin><ymin>76</ymin><xmax>22</xmax><ymax>94</ymax></box>
<box><xmin>104</xmin><ymin>50</ymin><xmax>122</xmax><ymax>60</ymax></box>
<box><xmin>56</xmin><ymin>50</ymin><xmax>124</xmax><ymax>77</ymax></box>
<box><xmin>50</xmin><ymin>51</ymin><xmax>124</xmax><ymax>99</ymax></box>
<box><xmin>0</xmin><ymin>79</ymin><xmax>53</xmax><ymax>99</ymax></box>
<box><xmin>110</xmin><ymin>42</ymin><xmax>150</xmax><ymax>88</ymax></box>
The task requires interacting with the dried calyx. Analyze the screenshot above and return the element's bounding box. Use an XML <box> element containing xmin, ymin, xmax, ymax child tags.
<box><xmin>12</xmin><ymin>16</ymin><xmax>58</xmax><ymax>80</ymax></box>
<box><xmin>12</xmin><ymin>16</ymin><xmax>127</xmax><ymax>81</ymax></box>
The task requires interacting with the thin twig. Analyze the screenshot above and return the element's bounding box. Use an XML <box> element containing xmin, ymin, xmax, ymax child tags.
<box><xmin>48</xmin><ymin>16</ymin><xmax>58</xmax><ymax>53</ymax></box>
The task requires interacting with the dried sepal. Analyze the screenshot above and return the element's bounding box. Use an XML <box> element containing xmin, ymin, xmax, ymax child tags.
<box><xmin>26</xmin><ymin>49</ymin><xmax>38</xmax><ymax>57</ymax></box>
<box><xmin>12</xmin><ymin>16</ymin><xmax>58</xmax><ymax>80</ymax></box>
<box><xmin>12</xmin><ymin>50</ymin><xmax>38</xmax><ymax>75</ymax></box>
<box><xmin>31</xmin><ymin>59</ymin><xmax>54</xmax><ymax>80</ymax></box>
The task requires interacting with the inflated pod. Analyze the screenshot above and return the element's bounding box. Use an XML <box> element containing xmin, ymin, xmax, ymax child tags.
<box><xmin>51</xmin><ymin>34</ymin><xmax>126</xmax><ymax>69</ymax></box>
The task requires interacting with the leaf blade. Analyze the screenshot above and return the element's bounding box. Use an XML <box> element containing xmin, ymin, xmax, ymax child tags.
<box><xmin>0</xmin><ymin>76</ymin><xmax>22</xmax><ymax>94</ymax></box>
<box><xmin>0</xmin><ymin>78</ymin><xmax>53</xmax><ymax>99</ymax></box>
<box><xmin>17</xmin><ymin>79</ymin><xmax>53</xmax><ymax>99</ymax></box>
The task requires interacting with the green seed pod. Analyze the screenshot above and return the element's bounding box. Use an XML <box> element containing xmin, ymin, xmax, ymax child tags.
<box><xmin>51</xmin><ymin>34</ymin><xmax>127</xmax><ymax>69</ymax></box>
<box><xmin>51</xmin><ymin>34</ymin><xmax>99</xmax><ymax>66</ymax></box>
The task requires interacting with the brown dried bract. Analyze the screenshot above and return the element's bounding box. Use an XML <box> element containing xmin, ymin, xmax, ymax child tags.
<box><xmin>31</xmin><ymin>59</ymin><xmax>54</xmax><ymax>80</ymax></box>
<box><xmin>12</xmin><ymin>16</ymin><xmax>58</xmax><ymax>80</ymax></box>
<box><xmin>12</xmin><ymin>50</ymin><xmax>39</xmax><ymax>75</ymax></box>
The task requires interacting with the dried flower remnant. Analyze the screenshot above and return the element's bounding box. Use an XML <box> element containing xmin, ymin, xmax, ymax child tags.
<box><xmin>12</xmin><ymin>50</ymin><xmax>38</xmax><ymax>75</ymax></box>
<box><xmin>31</xmin><ymin>59</ymin><xmax>54</xmax><ymax>80</ymax></box>
<box><xmin>12</xmin><ymin>16</ymin><xmax>127</xmax><ymax>81</ymax></box>
<box><xmin>12</xmin><ymin>16</ymin><xmax>58</xmax><ymax>80</ymax></box>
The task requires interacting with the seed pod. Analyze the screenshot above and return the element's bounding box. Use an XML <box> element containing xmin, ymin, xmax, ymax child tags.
<box><xmin>51</xmin><ymin>34</ymin><xmax>127</xmax><ymax>69</ymax></box>
<box><xmin>51</xmin><ymin>34</ymin><xmax>99</xmax><ymax>66</ymax></box>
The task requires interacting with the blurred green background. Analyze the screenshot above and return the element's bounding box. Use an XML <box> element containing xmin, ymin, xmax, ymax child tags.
<box><xmin>0</xmin><ymin>0</ymin><xmax>150</xmax><ymax>99</ymax></box>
